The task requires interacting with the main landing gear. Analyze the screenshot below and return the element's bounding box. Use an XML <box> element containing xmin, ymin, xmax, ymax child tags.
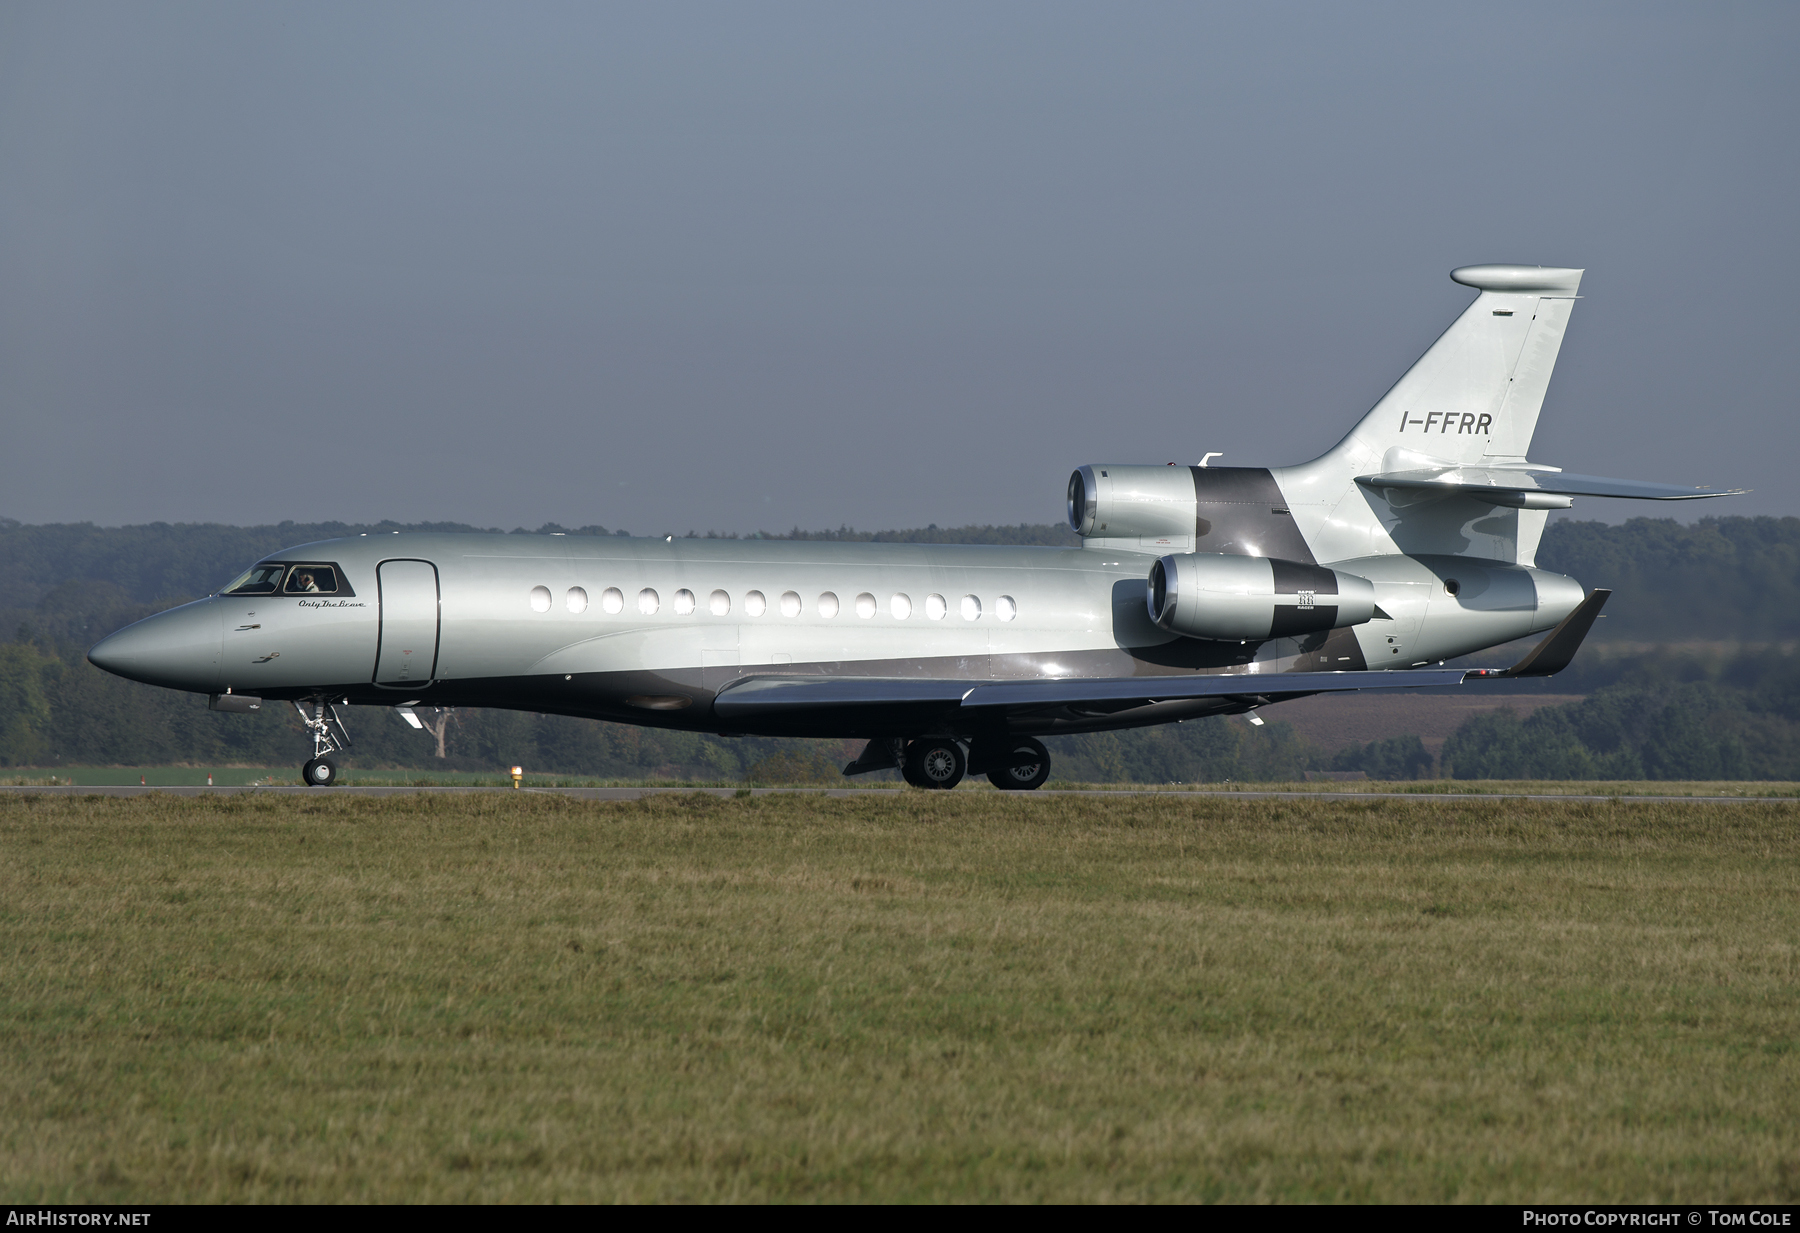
<box><xmin>979</xmin><ymin>737</ymin><xmax>1051</xmax><ymax>791</ymax></box>
<box><xmin>901</xmin><ymin>738</ymin><xmax>966</xmax><ymax>790</ymax></box>
<box><xmin>842</xmin><ymin>735</ymin><xmax>1053</xmax><ymax>791</ymax></box>
<box><xmin>295</xmin><ymin>699</ymin><xmax>353</xmax><ymax>787</ymax></box>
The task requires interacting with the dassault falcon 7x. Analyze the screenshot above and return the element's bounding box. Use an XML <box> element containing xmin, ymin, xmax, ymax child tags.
<box><xmin>89</xmin><ymin>265</ymin><xmax>1743</xmax><ymax>788</ymax></box>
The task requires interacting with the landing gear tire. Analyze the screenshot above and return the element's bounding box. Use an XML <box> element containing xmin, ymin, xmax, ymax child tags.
<box><xmin>904</xmin><ymin>738</ymin><xmax>966</xmax><ymax>790</ymax></box>
<box><xmin>986</xmin><ymin>737</ymin><xmax>1050</xmax><ymax>791</ymax></box>
<box><xmin>295</xmin><ymin>700</ymin><xmax>352</xmax><ymax>787</ymax></box>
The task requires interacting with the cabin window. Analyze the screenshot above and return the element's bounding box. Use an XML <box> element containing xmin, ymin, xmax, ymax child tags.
<box><xmin>601</xmin><ymin>587</ymin><xmax>624</xmax><ymax>615</ymax></box>
<box><xmin>638</xmin><ymin>588</ymin><xmax>660</xmax><ymax>615</ymax></box>
<box><xmin>891</xmin><ymin>593</ymin><xmax>912</xmax><ymax>620</ymax></box>
<box><xmin>529</xmin><ymin>586</ymin><xmax>552</xmax><ymax>613</ymax></box>
<box><xmin>923</xmin><ymin>594</ymin><xmax>946</xmax><ymax>620</ymax></box>
<box><xmin>780</xmin><ymin>591</ymin><xmax>802</xmax><ymax>618</ymax></box>
<box><xmin>818</xmin><ymin>591</ymin><xmax>840</xmax><ymax>618</ymax></box>
<box><xmin>224</xmin><ymin>564</ymin><xmax>287</xmax><ymax>595</ymax></box>
<box><xmin>960</xmin><ymin>594</ymin><xmax>982</xmax><ymax>621</ymax></box>
<box><xmin>745</xmin><ymin>590</ymin><xmax>767</xmax><ymax>617</ymax></box>
<box><xmin>566</xmin><ymin>587</ymin><xmax>588</xmax><ymax>613</ymax></box>
<box><xmin>674</xmin><ymin>588</ymin><xmax>696</xmax><ymax>615</ymax></box>
<box><xmin>710</xmin><ymin>589</ymin><xmax>731</xmax><ymax>616</ymax></box>
<box><xmin>855</xmin><ymin>592</ymin><xmax>877</xmax><ymax>619</ymax></box>
<box><xmin>996</xmin><ymin>595</ymin><xmax>1017</xmax><ymax>622</ymax></box>
<box><xmin>284</xmin><ymin>566</ymin><xmax>340</xmax><ymax>595</ymax></box>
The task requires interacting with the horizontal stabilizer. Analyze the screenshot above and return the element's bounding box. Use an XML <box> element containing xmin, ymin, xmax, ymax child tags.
<box><xmin>1357</xmin><ymin>467</ymin><xmax>1745</xmax><ymax>502</ymax></box>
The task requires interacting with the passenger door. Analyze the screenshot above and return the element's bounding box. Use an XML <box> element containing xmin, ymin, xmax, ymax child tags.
<box><xmin>374</xmin><ymin>559</ymin><xmax>441</xmax><ymax>688</ymax></box>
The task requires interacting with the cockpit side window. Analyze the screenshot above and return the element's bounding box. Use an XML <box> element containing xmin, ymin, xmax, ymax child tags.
<box><xmin>222</xmin><ymin>564</ymin><xmax>288</xmax><ymax>595</ymax></box>
<box><xmin>284</xmin><ymin>565</ymin><xmax>341</xmax><ymax>595</ymax></box>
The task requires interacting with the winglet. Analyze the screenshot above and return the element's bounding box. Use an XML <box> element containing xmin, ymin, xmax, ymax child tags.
<box><xmin>1479</xmin><ymin>589</ymin><xmax>1611</xmax><ymax>678</ymax></box>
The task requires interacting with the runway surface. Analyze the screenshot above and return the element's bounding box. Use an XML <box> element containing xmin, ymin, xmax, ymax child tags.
<box><xmin>2</xmin><ymin>785</ymin><xmax>1792</xmax><ymax>805</ymax></box>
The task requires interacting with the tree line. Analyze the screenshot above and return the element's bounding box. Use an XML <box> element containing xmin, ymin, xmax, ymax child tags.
<box><xmin>0</xmin><ymin>516</ymin><xmax>1080</xmax><ymax>611</ymax></box>
<box><xmin>3</xmin><ymin>514</ymin><xmax>1797</xmax><ymax>780</ymax></box>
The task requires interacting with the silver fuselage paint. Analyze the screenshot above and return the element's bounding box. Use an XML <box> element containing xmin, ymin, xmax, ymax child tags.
<box><xmin>88</xmin><ymin>529</ymin><xmax>1583</xmax><ymax>738</ymax></box>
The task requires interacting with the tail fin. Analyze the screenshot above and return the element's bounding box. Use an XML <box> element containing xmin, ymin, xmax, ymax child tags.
<box><xmin>1332</xmin><ymin>264</ymin><xmax>1583</xmax><ymax>470</ymax></box>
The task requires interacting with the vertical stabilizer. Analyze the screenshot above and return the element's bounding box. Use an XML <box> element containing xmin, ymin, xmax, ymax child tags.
<box><xmin>1278</xmin><ymin>265</ymin><xmax>1584</xmax><ymax>566</ymax></box>
<box><xmin>1335</xmin><ymin>264</ymin><xmax>1582</xmax><ymax>468</ymax></box>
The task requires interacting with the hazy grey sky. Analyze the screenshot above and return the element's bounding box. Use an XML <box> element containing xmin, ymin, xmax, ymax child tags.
<box><xmin>3</xmin><ymin>2</ymin><xmax>1795</xmax><ymax>533</ymax></box>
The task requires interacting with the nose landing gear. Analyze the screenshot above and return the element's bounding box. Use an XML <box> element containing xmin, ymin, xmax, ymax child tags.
<box><xmin>295</xmin><ymin>699</ymin><xmax>353</xmax><ymax>787</ymax></box>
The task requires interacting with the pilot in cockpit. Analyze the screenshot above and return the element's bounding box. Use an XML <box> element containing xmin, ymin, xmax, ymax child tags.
<box><xmin>291</xmin><ymin>570</ymin><xmax>321</xmax><ymax>593</ymax></box>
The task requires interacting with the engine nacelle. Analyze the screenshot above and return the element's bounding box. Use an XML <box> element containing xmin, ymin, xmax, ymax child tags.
<box><xmin>1147</xmin><ymin>553</ymin><xmax>1377</xmax><ymax>641</ymax></box>
<box><xmin>1068</xmin><ymin>464</ymin><xmax>1198</xmax><ymax>538</ymax></box>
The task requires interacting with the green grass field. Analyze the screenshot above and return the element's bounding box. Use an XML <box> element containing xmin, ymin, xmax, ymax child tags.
<box><xmin>2</xmin><ymin>790</ymin><xmax>1796</xmax><ymax>1202</ymax></box>
<box><xmin>0</xmin><ymin>766</ymin><xmax>740</xmax><ymax>789</ymax></box>
<box><xmin>3</xmin><ymin>766</ymin><xmax>321</xmax><ymax>787</ymax></box>
<box><xmin>7</xmin><ymin>767</ymin><xmax>1799</xmax><ymax>796</ymax></box>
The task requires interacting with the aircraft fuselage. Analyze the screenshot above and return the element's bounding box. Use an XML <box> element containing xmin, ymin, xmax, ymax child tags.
<box><xmin>90</xmin><ymin>529</ymin><xmax>1582</xmax><ymax>740</ymax></box>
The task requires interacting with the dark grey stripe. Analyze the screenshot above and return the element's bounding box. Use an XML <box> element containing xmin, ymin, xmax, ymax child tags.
<box><xmin>1270</xmin><ymin>558</ymin><xmax>1337</xmax><ymax>596</ymax></box>
<box><xmin>1188</xmin><ymin>467</ymin><xmax>1316</xmax><ymax>563</ymax></box>
<box><xmin>1270</xmin><ymin>605</ymin><xmax>1339</xmax><ymax>638</ymax></box>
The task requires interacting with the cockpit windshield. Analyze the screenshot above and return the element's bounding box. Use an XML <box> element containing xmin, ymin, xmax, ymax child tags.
<box><xmin>220</xmin><ymin>561</ymin><xmax>350</xmax><ymax>597</ymax></box>
<box><xmin>222</xmin><ymin>564</ymin><xmax>287</xmax><ymax>595</ymax></box>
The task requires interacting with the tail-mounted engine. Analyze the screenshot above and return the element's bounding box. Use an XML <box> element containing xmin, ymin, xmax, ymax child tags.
<box><xmin>1068</xmin><ymin>465</ymin><xmax>1198</xmax><ymax>539</ymax></box>
<box><xmin>1068</xmin><ymin>463</ymin><xmax>1318</xmax><ymax>559</ymax></box>
<box><xmin>1148</xmin><ymin>553</ymin><xmax>1377</xmax><ymax>641</ymax></box>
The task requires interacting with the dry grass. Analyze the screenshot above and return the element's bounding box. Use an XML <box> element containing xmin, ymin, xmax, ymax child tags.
<box><xmin>1040</xmin><ymin>780</ymin><xmax>1800</xmax><ymax>798</ymax></box>
<box><xmin>1</xmin><ymin>791</ymin><xmax>1797</xmax><ymax>1202</ymax></box>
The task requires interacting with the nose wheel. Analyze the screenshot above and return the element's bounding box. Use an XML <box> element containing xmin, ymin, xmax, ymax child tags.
<box><xmin>294</xmin><ymin>698</ymin><xmax>353</xmax><ymax>786</ymax></box>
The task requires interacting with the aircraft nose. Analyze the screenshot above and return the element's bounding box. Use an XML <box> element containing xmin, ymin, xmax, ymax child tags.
<box><xmin>88</xmin><ymin>600</ymin><xmax>223</xmax><ymax>692</ymax></box>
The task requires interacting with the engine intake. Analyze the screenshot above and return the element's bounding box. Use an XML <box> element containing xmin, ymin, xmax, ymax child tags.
<box><xmin>1068</xmin><ymin>464</ymin><xmax>1199</xmax><ymax>539</ymax></box>
<box><xmin>1148</xmin><ymin>553</ymin><xmax>1377</xmax><ymax>641</ymax></box>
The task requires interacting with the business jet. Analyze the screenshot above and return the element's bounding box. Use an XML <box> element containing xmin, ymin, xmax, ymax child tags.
<box><xmin>88</xmin><ymin>265</ymin><xmax>1741</xmax><ymax>788</ymax></box>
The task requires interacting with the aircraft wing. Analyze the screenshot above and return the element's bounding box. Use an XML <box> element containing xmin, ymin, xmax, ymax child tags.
<box><xmin>713</xmin><ymin>676</ymin><xmax>973</xmax><ymax>716</ymax></box>
<box><xmin>713</xmin><ymin>588</ymin><xmax>1612</xmax><ymax>720</ymax></box>
<box><xmin>959</xmin><ymin>668</ymin><xmax>1467</xmax><ymax>710</ymax></box>
<box><xmin>713</xmin><ymin>666</ymin><xmax>1469</xmax><ymax>720</ymax></box>
<box><xmin>1356</xmin><ymin>467</ymin><xmax>1745</xmax><ymax>501</ymax></box>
